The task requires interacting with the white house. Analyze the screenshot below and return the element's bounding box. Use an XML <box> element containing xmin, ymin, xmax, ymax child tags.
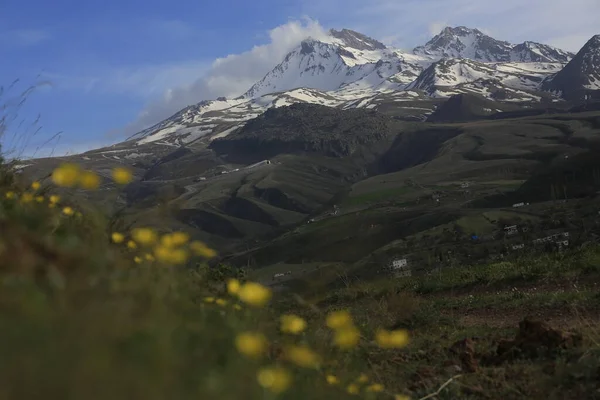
<box><xmin>391</xmin><ymin>258</ymin><xmax>408</xmax><ymax>269</ymax></box>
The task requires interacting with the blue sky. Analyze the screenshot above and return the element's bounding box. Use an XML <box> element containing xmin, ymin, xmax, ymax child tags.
<box><xmin>1</xmin><ymin>0</ymin><xmax>598</xmax><ymax>158</ymax></box>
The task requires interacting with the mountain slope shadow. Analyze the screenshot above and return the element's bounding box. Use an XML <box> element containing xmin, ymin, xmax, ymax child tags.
<box><xmin>176</xmin><ymin>209</ymin><xmax>244</xmax><ymax>238</ymax></box>
<box><xmin>221</xmin><ymin>196</ymin><xmax>280</xmax><ymax>227</ymax></box>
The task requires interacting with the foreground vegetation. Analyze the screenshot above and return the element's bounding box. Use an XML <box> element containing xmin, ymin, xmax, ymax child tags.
<box><xmin>1</xmin><ymin>160</ymin><xmax>599</xmax><ymax>400</ymax></box>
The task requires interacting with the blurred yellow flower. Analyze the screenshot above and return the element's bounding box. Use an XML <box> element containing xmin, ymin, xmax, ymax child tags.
<box><xmin>31</xmin><ymin>181</ymin><xmax>40</xmax><ymax>190</ymax></box>
<box><xmin>357</xmin><ymin>374</ymin><xmax>369</xmax><ymax>383</ymax></box>
<box><xmin>127</xmin><ymin>240</ymin><xmax>137</xmax><ymax>250</ymax></box>
<box><xmin>62</xmin><ymin>207</ymin><xmax>74</xmax><ymax>216</ymax></box>
<box><xmin>375</xmin><ymin>329</ymin><xmax>410</xmax><ymax>349</ymax></box>
<box><xmin>49</xmin><ymin>195</ymin><xmax>60</xmax><ymax>204</ymax></box>
<box><xmin>235</xmin><ymin>332</ymin><xmax>267</xmax><ymax>359</ymax></box>
<box><xmin>347</xmin><ymin>383</ymin><xmax>360</xmax><ymax>395</ymax></box>
<box><xmin>203</xmin><ymin>297</ymin><xmax>215</xmax><ymax>303</ymax></box>
<box><xmin>237</xmin><ymin>282</ymin><xmax>272</xmax><ymax>307</ymax></box>
<box><xmin>154</xmin><ymin>245</ymin><xmax>189</xmax><ymax>265</ymax></box>
<box><xmin>189</xmin><ymin>240</ymin><xmax>217</xmax><ymax>258</ymax></box>
<box><xmin>112</xmin><ymin>167</ymin><xmax>133</xmax><ymax>184</ymax></box>
<box><xmin>233</xmin><ymin>304</ymin><xmax>242</xmax><ymax>311</ymax></box>
<box><xmin>134</xmin><ymin>256</ymin><xmax>143</xmax><ymax>264</ymax></box>
<box><xmin>326</xmin><ymin>310</ymin><xmax>353</xmax><ymax>330</ymax></box>
<box><xmin>366</xmin><ymin>383</ymin><xmax>384</xmax><ymax>392</ymax></box>
<box><xmin>284</xmin><ymin>345</ymin><xmax>320</xmax><ymax>368</ymax></box>
<box><xmin>52</xmin><ymin>163</ymin><xmax>80</xmax><ymax>187</ymax></box>
<box><xmin>394</xmin><ymin>395</ymin><xmax>411</xmax><ymax>400</ymax></box>
<box><xmin>333</xmin><ymin>325</ymin><xmax>360</xmax><ymax>350</ymax></box>
<box><xmin>171</xmin><ymin>231</ymin><xmax>189</xmax><ymax>246</ymax></box>
<box><xmin>227</xmin><ymin>278</ymin><xmax>240</xmax><ymax>295</ymax></box>
<box><xmin>326</xmin><ymin>375</ymin><xmax>339</xmax><ymax>385</ymax></box>
<box><xmin>35</xmin><ymin>195</ymin><xmax>44</xmax><ymax>203</ymax></box>
<box><xmin>280</xmin><ymin>314</ymin><xmax>307</xmax><ymax>334</ymax></box>
<box><xmin>257</xmin><ymin>366</ymin><xmax>291</xmax><ymax>394</ymax></box>
<box><xmin>215</xmin><ymin>298</ymin><xmax>228</xmax><ymax>306</ymax></box>
<box><xmin>79</xmin><ymin>170</ymin><xmax>100</xmax><ymax>190</ymax></box>
<box><xmin>75</xmin><ymin>211</ymin><xmax>82</xmax><ymax>218</ymax></box>
<box><xmin>111</xmin><ymin>232</ymin><xmax>125</xmax><ymax>243</ymax></box>
<box><xmin>131</xmin><ymin>228</ymin><xmax>157</xmax><ymax>246</ymax></box>
<box><xmin>5</xmin><ymin>191</ymin><xmax>15</xmax><ymax>199</ymax></box>
<box><xmin>144</xmin><ymin>253</ymin><xmax>155</xmax><ymax>262</ymax></box>
<box><xmin>20</xmin><ymin>193</ymin><xmax>33</xmax><ymax>203</ymax></box>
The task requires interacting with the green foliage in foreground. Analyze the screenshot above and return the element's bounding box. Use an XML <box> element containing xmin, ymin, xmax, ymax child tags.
<box><xmin>2</xmin><ymin>162</ymin><xmax>600</xmax><ymax>400</ymax></box>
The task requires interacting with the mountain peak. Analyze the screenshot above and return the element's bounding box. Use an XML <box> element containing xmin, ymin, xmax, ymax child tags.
<box><xmin>414</xmin><ymin>26</ymin><xmax>573</xmax><ymax>63</ymax></box>
<box><xmin>440</xmin><ymin>26</ymin><xmax>483</xmax><ymax>36</ymax></box>
<box><xmin>541</xmin><ymin>34</ymin><xmax>600</xmax><ymax>100</ymax></box>
<box><xmin>329</xmin><ymin>28</ymin><xmax>387</xmax><ymax>51</ymax></box>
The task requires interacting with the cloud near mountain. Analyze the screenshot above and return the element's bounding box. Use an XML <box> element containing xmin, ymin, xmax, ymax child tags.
<box><xmin>120</xmin><ymin>18</ymin><xmax>329</xmax><ymax>137</ymax></box>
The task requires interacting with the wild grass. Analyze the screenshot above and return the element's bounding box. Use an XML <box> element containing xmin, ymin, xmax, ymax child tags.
<box><xmin>1</xmin><ymin>152</ymin><xmax>600</xmax><ymax>400</ymax></box>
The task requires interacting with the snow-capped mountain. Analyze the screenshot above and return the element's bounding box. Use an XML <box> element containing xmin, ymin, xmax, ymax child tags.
<box><xmin>542</xmin><ymin>35</ymin><xmax>600</xmax><ymax>99</ymax></box>
<box><xmin>406</xmin><ymin>58</ymin><xmax>560</xmax><ymax>100</ymax></box>
<box><xmin>125</xmin><ymin>27</ymin><xmax>597</xmax><ymax>147</ymax></box>
<box><xmin>413</xmin><ymin>26</ymin><xmax>574</xmax><ymax>63</ymax></box>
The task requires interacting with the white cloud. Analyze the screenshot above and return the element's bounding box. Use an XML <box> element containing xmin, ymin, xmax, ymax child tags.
<box><xmin>0</xmin><ymin>29</ymin><xmax>50</xmax><ymax>47</ymax></box>
<box><xmin>300</xmin><ymin>0</ymin><xmax>599</xmax><ymax>51</ymax></box>
<box><xmin>119</xmin><ymin>17</ymin><xmax>329</xmax><ymax>137</ymax></box>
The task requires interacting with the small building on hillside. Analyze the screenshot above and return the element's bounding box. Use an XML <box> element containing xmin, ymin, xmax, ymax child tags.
<box><xmin>504</xmin><ymin>225</ymin><xmax>518</xmax><ymax>236</ymax></box>
<box><xmin>389</xmin><ymin>258</ymin><xmax>411</xmax><ymax>278</ymax></box>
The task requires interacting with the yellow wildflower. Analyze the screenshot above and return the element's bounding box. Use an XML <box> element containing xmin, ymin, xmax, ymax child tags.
<box><xmin>62</xmin><ymin>207</ymin><xmax>74</xmax><ymax>216</ymax></box>
<box><xmin>280</xmin><ymin>314</ymin><xmax>307</xmax><ymax>334</ymax></box>
<box><xmin>257</xmin><ymin>366</ymin><xmax>291</xmax><ymax>394</ymax></box>
<box><xmin>233</xmin><ymin>304</ymin><xmax>242</xmax><ymax>311</ymax></box>
<box><xmin>284</xmin><ymin>345</ymin><xmax>320</xmax><ymax>368</ymax></box>
<box><xmin>326</xmin><ymin>310</ymin><xmax>353</xmax><ymax>329</ymax></box>
<box><xmin>35</xmin><ymin>196</ymin><xmax>44</xmax><ymax>203</ymax></box>
<box><xmin>134</xmin><ymin>256</ymin><xmax>143</xmax><ymax>264</ymax></box>
<box><xmin>227</xmin><ymin>278</ymin><xmax>240</xmax><ymax>295</ymax></box>
<box><xmin>171</xmin><ymin>231</ymin><xmax>189</xmax><ymax>246</ymax></box>
<box><xmin>20</xmin><ymin>193</ymin><xmax>33</xmax><ymax>203</ymax></box>
<box><xmin>79</xmin><ymin>170</ymin><xmax>100</xmax><ymax>190</ymax></box>
<box><xmin>237</xmin><ymin>282</ymin><xmax>272</xmax><ymax>307</ymax></box>
<box><xmin>235</xmin><ymin>332</ymin><xmax>267</xmax><ymax>359</ymax></box>
<box><xmin>189</xmin><ymin>240</ymin><xmax>217</xmax><ymax>258</ymax></box>
<box><xmin>160</xmin><ymin>232</ymin><xmax>189</xmax><ymax>247</ymax></box>
<box><xmin>366</xmin><ymin>383</ymin><xmax>384</xmax><ymax>392</ymax></box>
<box><xmin>204</xmin><ymin>297</ymin><xmax>215</xmax><ymax>303</ymax></box>
<box><xmin>154</xmin><ymin>245</ymin><xmax>189</xmax><ymax>265</ymax></box>
<box><xmin>333</xmin><ymin>325</ymin><xmax>360</xmax><ymax>350</ymax></box>
<box><xmin>111</xmin><ymin>167</ymin><xmax>133</xmax><ymax>184</ymax></box>
<box><xmin>375</xmin><ymin>329</ymin><xmax>410</xmax><ymax>349</ymax></box>
<box><xmin>326</xmin><ymin>375</ymin><xmax>339</xmax><ymax>385</ymax></box>
<box><xmin>357</xmin><ymin>374</ymin><xmax>369</xmax><ymax>383</ymax></box>
<box><xmin>31</xmin><ymin>181</ymin><xmax>40</xmax><ymax>191</ymax></box>
<box><xmin>51</xmin><ymin>163</ymin><xmax>80</xmax><ymax>187</ymax></box>
<box><xmin>49</xmin><ymin>195</ymin><xmax>60</xmax><ymax>204</ymax></box>
<box><xmin>215</xmin><ymin>298</ymin><xmax>228</xmax><ymax>306</ymax></box>
<box><xmin>347</xmin><ymin>383</ymin><xmax>360</xmax><ymax>395</ymax></box>
<box><xmin>144</xmin><ymin>253</ymin><xmax>155</xmax><ymax>262</ymax></box>
<box><xmin>5</xmin><ymin>191</ymin><xmax>15</xmax><ymax>199</ymax></box>
<box><xmin>131</xmin><ymin>227</ymin><xmax>157</xmax><ymax>246</ymax></box>
<box><xmin>111</xmin><ymin>232</ymin><xmax>125</xmax><ymax>244</ymax></box>
<box><xmin>395</xmin><ymin>395</ymin><xmax>411</xmax><ymax>400</ymax></box>
<box><xmin>127</xmin><ymin>240</ymin><xmax>137</xmax><ymax>250</ymax></box>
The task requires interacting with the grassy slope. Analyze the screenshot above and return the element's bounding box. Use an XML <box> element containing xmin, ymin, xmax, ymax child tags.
<box><xmin>3</xmin><ymin>161</ymin><xmax>600</xmax><ymax>400</ymax></box>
